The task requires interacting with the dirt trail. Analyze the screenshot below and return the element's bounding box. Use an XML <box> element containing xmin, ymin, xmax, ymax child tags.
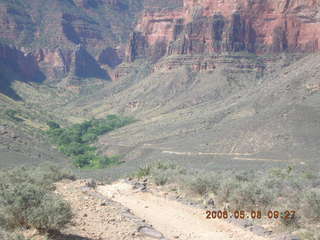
<box><xmin>161</xmin><ymin>150</ymin><xmax>289</xmax><ymax>162</ymax></box>
<box><xmin>98</xmin><ymin>181</ymin><xmax>269</xmax><ymax>240</ymax></box>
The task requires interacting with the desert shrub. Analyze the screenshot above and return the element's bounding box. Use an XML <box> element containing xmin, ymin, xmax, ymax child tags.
<box><xmin>154</xmin><ymin>161</ymin><xmax>177</xmax><ymax>171</ymax></box>
<box><xmin>33</xmin><ymin>164</ymin><xmax>75</xmax><ymax>183</ymax></box>
<box><xmin>0</xmin><ymin>228</ymin><xmax>10</xmax><ymax>240</ymax></box>
<box><xmin>149</xmin><ymin>161</ymin><xmax>180</xmax><ymax>186</ymax></box>
<box><xmin>0</xmin><ymin>164</ymin><xmax>75</xmax><ymax>191</ymax></box>
<box><xmin>228</xmin><ymin>181</ymin><xmax>274</xmax><ymax>209</ymax></box>
<box><xmin>301</xmin><ymin>189</ymin><xmax>320</xmax><ymax>222</ymax></box>
<box><xmin>259</xmin><ymin>173</ymin><xmax>282</xmax><ymax>194</ymax></box>
<box><xmin>280</xmin><ymin>211</ymin><xmax>299</xmax><ymax>228</ymax></box>
<box><xmin>0</xmin><ymin>183</ymin><xmax>47</xmax><ymax>229</ymax></box>
<box><xmin>152</xmin><ymin>170</ymin><xmax>169</xmax><ymax>186</ymax></box>
<box><xmin>27</xmin><ymin>194</ymin><xmax>72</xmax><ymax>233</ymax></box>
<box><xmin>183</xmin><ymin>174</ymin><xmax>220</xmax><ymax>196</ymax></box>
<box><xmin>136</xmin><ymin>165</ymin><xmax>151</xmax><ymax>179</ymax></box>
<box><xmin>0</xmin><ymin>228</ymin><xmax>27</xmax><ymax>240</ymax></box>
<box><xmin>296</xmin><ymin>229</ymin><xmax>320</xmax><ymax>240</ymax></box>
<box><xmin>132</xmin><ymin>162</ymin><xmax>320</xmax><ymax>229</ymax></box>
<box><xmin>0</xmin><ymin>166</ymin><xmax>73</xmax><ymax>233</ymax></box>
<box><xmin>234</xmin><ymin>170</ymin><xmax>256</xmax><ymax>182</ymax></box>
<box><xmin>216</xmin><ymin>177</ymin><xmax>241</xmax><ymax>204</ymax></box>
<box><xmin>186</xmin><ymin>176</ymin><xmax>210</xmax><ymax>195</ymax></box>
<box><xmin>0</xmin><ymin>184</ymin><xmax>72</xmax><ymax>232</ymax></box>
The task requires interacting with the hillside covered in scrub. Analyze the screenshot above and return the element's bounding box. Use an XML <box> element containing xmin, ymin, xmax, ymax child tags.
<box><xmin>0</xmin><ymin>0</ymin><xmax>320</xmax><ymax>239</ymax></box>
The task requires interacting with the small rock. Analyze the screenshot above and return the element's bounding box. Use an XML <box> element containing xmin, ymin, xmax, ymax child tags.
<box><xmin>249</xmin><ymin>225</ymin><xmax>272</xmax><ymax>236</ymax></box>
<box><xmin>138</xmin><ymin>226</ymin><xmax>164</xmax><ymax>239</ymax></box>
<box><xmin>121</xmin><ymin>208</ymin><xmax>131</xmax><ymax>213</ymax></box>
<box><xmin>235</xmin><ymin>219</ymin><xmax>253</xmax><ymax>228</ymax></box>
<box><xmin>133</xmin><ymin>182</ymin><xmax>142</xmax><ymax>189</ymax></box>
<box><xmin>83</xmin><ymin>213</ymin><xmax>88</xmax><ymax>217</ymax></box>
<box><xmin>276</xmin><ymin>234</ymin><xmax>300</xmax><ymax>240</ymax></box>
<box><xmin>207</xmin><ymin>198</ymin><xmax>215</xmax><ymax>206</ymax></box>
<box><xmin>85</xmin><ymin>179</ymin><xmax>97</xmax><ymax>189</ymax></box>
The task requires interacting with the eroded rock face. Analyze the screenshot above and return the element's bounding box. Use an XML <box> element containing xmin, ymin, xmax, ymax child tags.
<box><xmin>0</xmin><ymin>44</ymin><xmax>43</xmax><ymax>82</ymax></box>
<box><xmin>126</xmin><ymin>0</ymin><xmax>320</xmax><ymax>62</ymax></box>
<box><xmin>36</xmin><ymin>48</ymin><xmax>72</xmax><ymax>81</ymax></box>
<box><xmin>71</xmin><ymin>45</ymin><xmax>108</xmax><ymax>79</ymax></box>
<box><xmin>99</xmin><ymin>47</ymin><xmax>122</xmax><ymax>68</ymax></box>
<box><xmin>62</xmin><ymin>13</ymin><xmax>103</xmax><ymax>46</ymax></box>
<box><xmin>0</xmin><ymin>43</ymin><xmax>108</xmax><ymax>86</ymax></box>
<box><xmin>0</xmin><ymin>0</ymin><xmax>146</xmax><ymax>87</ymax></box>
<box><xmin>0</xmin><ymin>3</ymin><xmax>35</xmax><ymax>44</ymax></box>
<box><xmin>0</xmin><ymin>44</ymin><xmax>45</xmax><ymax>97</ymax></box>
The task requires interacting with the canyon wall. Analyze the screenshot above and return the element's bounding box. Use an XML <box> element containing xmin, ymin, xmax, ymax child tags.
<box><xmin>0</xmin><ymin>0</ymin><xmax>146</xmax><ymax>84</ymax></box>
<box><xmin>126</xmin><ymin>0</ymin><xmax>320</xmax><ymax>62</ymax></box>
<box><xmin>1</xmin><ymin>0</ymin><xmax>319</xmax><ymax>86</ymax></box>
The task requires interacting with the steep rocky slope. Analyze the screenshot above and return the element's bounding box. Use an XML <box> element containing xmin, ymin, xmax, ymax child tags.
<box><xmin>0</xmin><ymin>0</ymin><xmax>320</xmax><ymax>175</ymax></box>
<box><xmin>42</xmin><ymin>51</ymin><xmax>317</xmax><ymax>179</ymax></box>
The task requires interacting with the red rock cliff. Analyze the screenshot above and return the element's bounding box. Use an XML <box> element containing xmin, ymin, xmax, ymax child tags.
<box><xmin>126</xmin><ymin>0</ymin><xmax>320</xmax><ymax>61</ymax></box>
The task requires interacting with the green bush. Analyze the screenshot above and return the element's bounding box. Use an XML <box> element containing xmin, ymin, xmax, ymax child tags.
<box><xmin>59</xmin><ymin>142</ymin><xmax>96</xmax><ymax>157</ymax></box>
<box><xmin>4</xmin><ymin>109</ymin><xmax>23</xmax><ymax>122</ymax></box>
<box><xmin>46</xmin><ymin>115</ymin><xmax>134</xmax><ymax>168</ymax></box>
<box><xmin>46</xmin><ymin>121</ymin><xmax>60</xmax><ymax>129</ymax></box>
<box><xmin>73</xmin><ymin>153</ymin><xmax>93</xmax><ymax>168</ymax></box>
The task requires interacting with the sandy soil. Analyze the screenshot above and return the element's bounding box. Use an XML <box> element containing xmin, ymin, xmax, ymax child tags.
<box><xmin>97</xmin><ymin>180</ymin><xmax>270</xmax><ymax>240</ymax></box>
<box><xmin>55</xmin><ymin>180</ymin><xmax>156</xmax><ymax>240</ymax></box>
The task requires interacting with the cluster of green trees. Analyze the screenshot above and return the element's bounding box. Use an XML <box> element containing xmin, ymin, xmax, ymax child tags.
<box><xmin>46</xmin><ymin>115</ymin><xmax>135</xmax><ymax>169</ymax></box>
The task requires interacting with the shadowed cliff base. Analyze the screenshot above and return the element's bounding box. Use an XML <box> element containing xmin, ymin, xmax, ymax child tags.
<box><xmin>0</xmin><ymin>44</ymin><xmax>46</xmax><ymax>99</ymax></box>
